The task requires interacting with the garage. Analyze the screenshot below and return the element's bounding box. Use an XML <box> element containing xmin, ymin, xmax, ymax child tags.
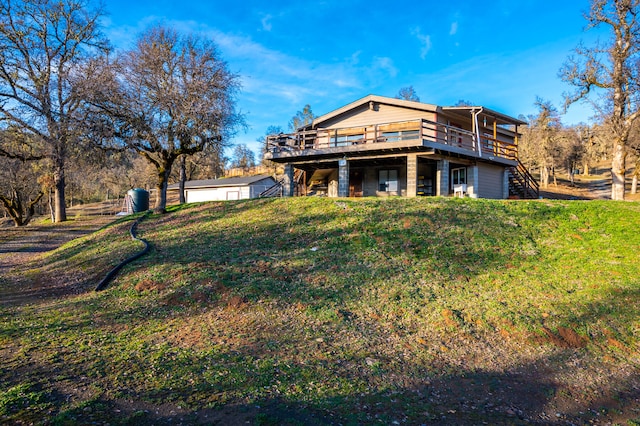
<box><xmin>168</xmin><ymin>175</ymin><xmax>278</xmax><ymax>203</ymax></box>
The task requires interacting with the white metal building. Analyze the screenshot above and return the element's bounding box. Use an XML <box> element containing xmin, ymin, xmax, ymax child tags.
<box><xmin>168</xmin><ymin>175</ymin><xmax>278</xmax><ymax>203</ymax></box>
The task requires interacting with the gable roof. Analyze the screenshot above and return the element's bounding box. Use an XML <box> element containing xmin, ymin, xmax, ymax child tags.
<box><xmin>307</xmin><ymin>95</ymin><xmax>438</xmax><ymax>129</ymax></box>
<box><xmin>300</xmin><ymin>94</ymin><xmax>526</xmax><ymax>130</ymax></box>
<box><xmin>167</xmin><ymin>175</ymin><xmax>275</xmax><ymax>190</ymax></box>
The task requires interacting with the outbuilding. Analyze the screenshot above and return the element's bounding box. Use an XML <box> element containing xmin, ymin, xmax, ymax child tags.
<box><xmin>168</xmin><ymin>175</ymin><xmax>278</xmax><ymax>203</ymax></box>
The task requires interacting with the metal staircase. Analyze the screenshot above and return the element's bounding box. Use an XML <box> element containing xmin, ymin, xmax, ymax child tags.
<box><xmin>259</xmin><ymin>179</ymin><xmax>283</xmax><ymax>197</ymax></box>
<box><xmin>259</xmin><ymin>170</ymin><xmax>307</xmax><ymax>198</ymax></box>
<box><xmin>508</xmin><ymin>159</ymin><xmax>539</xmax><ymax>199</ymax></box>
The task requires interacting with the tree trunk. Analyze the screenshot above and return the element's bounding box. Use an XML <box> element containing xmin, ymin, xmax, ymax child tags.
<box><xmin>48</xmin><ymin>188</ymin><xmax>55</xmax><ymax>222</ymax></box>
<box><xmin>611</xmin><ymin>143</ymin><xmax>626</xmax><ymax>200</ymax></box>
<box><xmin>0</xmin><ymin>194</ymin><xmax>24</xmax><ymax>227</ymax></box>
<box><xmin>154</xmin><ymin>173</ymin><xmax>168</xmax><ymax>213</ymax></box>
<box><xmin>540</xmin><ymin>165</ymin><xmax>549</xmax><ymax>188</ymax></box>
<box><xmin>582</xmin><ymin>158</ymin><xmax>590</xmax><ymax>177</ymax></box>
<box><xmin>153</xmin><ymin>160</ymin><xmax>173</xmax><ymax>214</ymax></box>
<box><xmin>2</xmin><ymin>191</ymin><xmax>45</xmax><ymax>227</ymax></box>
<box><xmin>632</xmin><ymin>159</ymin><xmax>640</xmax><ymax>194</ymax></box>
<box><xmin>53</xmin><ymin>159</ymin><xmax>67</xmax><ymax>222</ymax></box>
<box><xmin>179</xmin><ymin>154</ymin><xmax>186</xmax><ymax>204</ymax></box>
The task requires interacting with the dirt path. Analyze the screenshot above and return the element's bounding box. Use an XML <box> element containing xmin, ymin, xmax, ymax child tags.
<box><xmin>586</xmin><ymin>178</ymin><xmax>611</xmax><ymax>199</ymax></box>
<box><xmin>538</xmin><ymin>174</ymin><xmax>613</xmax><ymax>200</ymax></box>
<box><xmin>0</xmin><ymin>216</ymin><xmax>115</xmax><ymax>270</ymax></box>
<box><xmin>0</xmin><ymin>216</ymin><xmax>117</xmax><ymax>306</ymax></box>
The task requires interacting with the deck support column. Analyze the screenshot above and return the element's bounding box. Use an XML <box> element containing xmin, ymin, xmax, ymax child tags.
<box><xmin>283</xmin><ymin>164</ymin><xmax>295</xmax><ymax>197</ymax></box>
<box><xmin>338</xmin><ymin>158</ymin><xmax>349</xmax><ymax>197</ymax></box>
<box><xmin>437</xmin><ymin>159</ymin><xmax>450</xmax><ymax>196</ymax></box>
<box><xmin>406</xmin><ymin>154</ymin><xmax>418</xmax><ymax>197</ymax></box>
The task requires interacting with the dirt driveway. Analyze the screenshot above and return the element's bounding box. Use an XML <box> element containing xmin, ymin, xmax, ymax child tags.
<box><xmin>0</xmin><ymin>215</ymin><xmax>117</xmax><ymax>306</ymax></box>
<box><xmin>0</xmin><ymin>216</ymin><xmax>115</xmax><ymax>268</ymax></box>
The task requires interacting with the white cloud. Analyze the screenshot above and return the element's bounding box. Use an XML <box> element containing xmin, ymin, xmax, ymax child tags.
<box><xmin>450</xmin><ymin>21</ymin><xmax>458</xmax><ymax>36</ymax></box>
<box><xmin>409</xmin><ymin>40</ymin><xmax>597</xmax><ymax>125</ymax></box>
<box><xmin>261</xmin><ymin>14</ymin><xmax>273</xmax><ymax>32</ymax></box>
<box><xmin>100</xmin><ymin>15</ymin><xmax>166</xmax><ymax>50</ymax></box>
<box><xmin>101</xmin><ymin>16</ymin><xmax>407</xmax><ymax>154</ymax></box>
<box><xmin>372</xmin><ymin>56</ymin><xmax>397</xmax><ymax>78</ymax></box>
<box><xmin>206</xmin><ymin>29</ymin><xmax>364</xmax><ymax>92</ymax></box>
<box><xmin>348</xmin><ymin>50</ymin><xmax>362</xmax><ymax>65</ymax></box>
<box><xmin>411</xmin><ymin>27</ymin><xmax>432</xmax><ymax>59</ymax></box>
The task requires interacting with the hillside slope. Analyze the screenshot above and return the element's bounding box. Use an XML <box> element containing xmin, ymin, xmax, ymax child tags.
<box><xmin>1</xmin><ymin>197</ymin><xmax>639</xmax><ymax>425</ymax></box>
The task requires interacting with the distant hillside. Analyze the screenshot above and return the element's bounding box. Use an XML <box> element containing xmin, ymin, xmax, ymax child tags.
<box><xmin>1</xmin><ymin>197</ymin><xmax>640</xmax><ymax>425</ymax></box>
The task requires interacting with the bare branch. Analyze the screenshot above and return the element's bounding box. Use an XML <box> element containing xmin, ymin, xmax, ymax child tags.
<box><xmin>81</xmin><ymin>25</ymin><xmax>243</xmax><ymax>212</ymax></box>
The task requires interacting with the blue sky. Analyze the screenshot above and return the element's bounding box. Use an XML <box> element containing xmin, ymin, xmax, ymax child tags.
<box><xmin>100</xmin><ymin>0</ymin><xmax>606</xmax><ymax>156</ymax></box>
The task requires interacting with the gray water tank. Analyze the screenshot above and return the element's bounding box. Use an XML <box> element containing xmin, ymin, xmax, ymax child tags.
<box><xmin>127</xmin><ymin>188</ymin><xmax>149</xmax><ymax>213</ymax></box>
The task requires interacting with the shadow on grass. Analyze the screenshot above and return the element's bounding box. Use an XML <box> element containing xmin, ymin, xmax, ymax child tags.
<box><xmin>124</xmin><ymin>197</ymin><xmax>553</xmax><ymax>307</ymax></box>
<box><xmin>3</xmin><ymin>341</ymin><xmax>637</xmax><ymax>425</ymax></box>
<box><xmin>0</xmin><ymin>215</ymin><xmax>141</xmax><ymax>307</ymax></box>
<box><xmin>2</xmin><ymin>198</ymin><xmax>640</xmax><ymax>424</ymax></box>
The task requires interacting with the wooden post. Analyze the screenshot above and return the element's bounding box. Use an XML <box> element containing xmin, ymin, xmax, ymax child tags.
<box><xmin>493</xmin><ymin>119</ymin><xmax>498</xmax><ymax>155</ymax></box>
<box><xmin>514</xmin><ymin>125</ymin><xmax>519</xmax><ymax>159</ymax></box>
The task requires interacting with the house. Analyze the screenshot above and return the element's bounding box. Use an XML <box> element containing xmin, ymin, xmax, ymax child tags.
<box><xmin>263</xmin><ymin>95</ymin><xmax>538</xmax><ymax>199</ymax></box>
<box><xmin>167</xmin><ymin>175</ymin><xmax>278</xmax><ymax>203</ymax></box>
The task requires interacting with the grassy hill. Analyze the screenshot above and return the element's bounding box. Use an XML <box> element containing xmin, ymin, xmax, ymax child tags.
<box><xmin>1</xmin><ymin>197</ymin><xmax>640</xmax><ymax>425</ymax></box>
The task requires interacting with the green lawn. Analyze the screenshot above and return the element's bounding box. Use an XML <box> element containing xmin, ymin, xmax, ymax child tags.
<box><xmin>1</xmin><ymin>197</ymin><xmax>639</xmax><ymax>425</ymax></box>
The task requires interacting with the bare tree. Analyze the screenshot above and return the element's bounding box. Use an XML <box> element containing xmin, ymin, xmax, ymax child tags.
<box><xmin>573</xmin><ymin>123</ymin><xmax>608</xmax><ymax>176</ymax></box>
<box><xmin>288</xmin><ymin>105</ymin><xmax>315</xmax><ymax>131</ymax></box>
<box><xmin>454</xmin><ymin>99</ymin><xmax>474</xmax><ymax>107</ymax></box>
<box><xmin>519</xmin><ymin>99</ymin><xmax>563</xmax><ymax>188</ymax></box>
<box><xmin>560</xmin><ymin>0</ymin><xmax>640</xmax><ymax>200</ymax></box>
<box><xmin>558</xmin><ymin>126</ymin><xmax>584</xmax><ymax>185</ymax></box>
<box><xmin>627</xmin><ymin>119</ymin><xmax>640</xmax><ymax>192</ymax></box>
<box><xmin>0</xmin><ymin>128</ymin><xmax>47</xmax><ymax>226</ymax></box>
<box><xmin>230</xmin><ymin>144</ymin><xmax>256</xmax><ymax>171</ymax></box>
<box><xmin>85</xmin><ymin>26</ymin><xmax>242</xmax><ymax>213</ymax></box>
<box><xmin>256</xmin><ymin>125</ymin><xmax>283</xmax><ymax>176</ymax></box>
<box><xmin>175</xmin><ymin>137</ymin><xmax>230</xmax><ymax>203</ymax></box>
<box><xmin>0</xmin><ymin>0</ymin><xmax>108</xmax><ymax>222</ymax></box>
<box><xmin>396</xmin><ymin>86</ymin><xmax>420</xmax><ymax>102</ymax></box>
<box><xmin>0</xmin><ymin>158</ymin><xmax>45</xmax><ymax>226</ymax></box>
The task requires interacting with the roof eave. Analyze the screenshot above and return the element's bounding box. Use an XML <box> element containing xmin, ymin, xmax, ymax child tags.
<box><xmin>306</xmin><ymin>95</ymin><xmax>438</xmax><ymax>130</ymax></box>
<box><xmin>442</xmin><ymin>106</ymin><xmax>527</xmax><ymax>126</ymax></box>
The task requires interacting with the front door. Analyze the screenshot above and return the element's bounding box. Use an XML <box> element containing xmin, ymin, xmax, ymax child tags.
<box><xmin>349</xmin><ymin>170</ymin><xmax>363</xmax><ymax>197</ymax></box>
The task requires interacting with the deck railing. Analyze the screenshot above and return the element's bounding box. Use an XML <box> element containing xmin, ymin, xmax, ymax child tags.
<box><xmin>508</xmin><ymin>159</ymin><xmax>540</xmax><ymax>199</ymax></box>
<box><xmin>267</xmin><ymin>118</ymin><xmax>518</xmax><ymax>161</ymax></box>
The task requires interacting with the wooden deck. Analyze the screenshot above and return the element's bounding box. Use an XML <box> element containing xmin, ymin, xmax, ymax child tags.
<box><xmin>265</xmin><ymin>118</ymin><xmax>518</xmax><ymax>164</ymax></box>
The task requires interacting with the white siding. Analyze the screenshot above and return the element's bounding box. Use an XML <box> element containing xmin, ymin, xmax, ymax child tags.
<box><xmin>185</xmin><ymin>186</ymin><xmax>249</xmax><ymax>202</ymax></box>
<box><xmin>182</xmin><ymin>178</ymin><xmax>276</xmax><ymax>203</ymax></box>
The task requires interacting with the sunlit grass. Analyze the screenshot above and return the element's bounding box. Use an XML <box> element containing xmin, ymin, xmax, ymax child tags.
<box><xmin>1</xmin><ymin>197</ymin><xmax>639</xmax><ymax>424</ymax></box>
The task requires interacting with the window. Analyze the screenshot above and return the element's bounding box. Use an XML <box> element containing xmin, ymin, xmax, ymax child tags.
<box><xmin>379</xmin><ymin>169</ymin><xmax>398</xmax><ymax>192</ymax></box>
<box><xmin>333</xmin><ymin>133</ymin><xmax>364</xmax><ymax>146</ymax></box>
<box><xmin>483</xmin><ymin>132</ymin><xmax>494</xmax><ymax>152</ymax></box>
<box><xmin>380</xmin><ymin>129</ymin><xmax>419</xmax><ymax>142</ymax></box>
<box><xmin>452</xmin><ymin>167</ymin><xmax>466</xmax><ymax>185</ymax></box>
